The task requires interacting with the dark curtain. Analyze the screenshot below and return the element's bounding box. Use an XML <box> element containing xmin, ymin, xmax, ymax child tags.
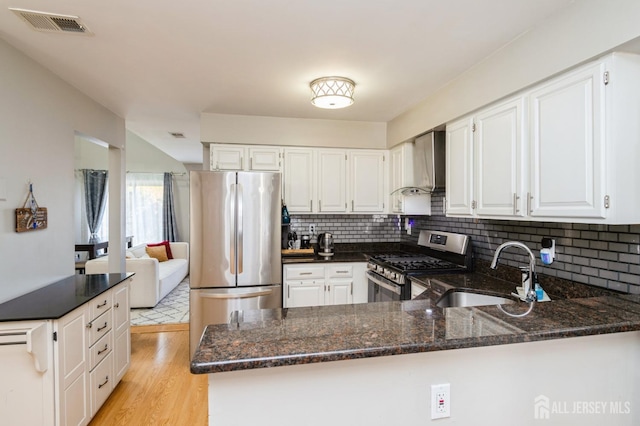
<box><xmin>162</xmin><ymin>172</ymin><xmax>179</xmax><ymax>241</ymax></box>
<box><xmin>83</xmin><ymin>169</ymin><xmax>108</xmax><ymax>238</ymax></box>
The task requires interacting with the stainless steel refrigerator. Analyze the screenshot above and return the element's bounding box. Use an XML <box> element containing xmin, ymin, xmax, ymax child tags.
<box><xmin>189</xmin><ymin>171</ymin><xmax>282</xmax><ymax>357</ymax></box>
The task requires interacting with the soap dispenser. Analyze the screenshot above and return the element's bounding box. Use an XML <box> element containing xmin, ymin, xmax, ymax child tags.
<box><xmin>540</xmin><ymin>238</ymin><xmax>555</xmax><ymax>265</ymax></box>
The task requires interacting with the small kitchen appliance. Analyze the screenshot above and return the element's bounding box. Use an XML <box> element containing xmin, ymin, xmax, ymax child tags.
<box><xmin>317</xmin><ymin>232</ymin><xmax>334</xmax><ymax>256</ymax></box>
<box><xmin>367</xmin><ymin>230</ymin><xmax>472</xmax><ymax>302</ymax></box>
<box><xmin>300</xmin><ymin>234</ymin><xmax>311</xmax><ymax>249</ymax></box>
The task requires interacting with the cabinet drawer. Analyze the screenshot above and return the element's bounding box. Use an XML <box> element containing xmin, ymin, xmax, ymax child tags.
<box><xmin>90</xmin><ymin>330</ymin><xmax>113</xmax><ymax>371</ymax></box>
<box><xmin>90</xmin><ymin>352</ymin><xmax>113</xmax><ymax>417</ymax></box>
<box><xmin>285</xmin><ymin>265</ymin><xmax>324</xmax><ymax>279</ymax></box>
<box><xmin>90</xmin><ymin>291</ymin><xmax>113</xmax><ymax>321</ymax></box>
<box><xmin>327</xmin><ymin>265</ymin><xmax>353</xmax><ymax>278</ymax></box>
<box><xmin>88</xmin><ymin>310</ymin><xmax>112</xmax><ymax>346</ymax></box>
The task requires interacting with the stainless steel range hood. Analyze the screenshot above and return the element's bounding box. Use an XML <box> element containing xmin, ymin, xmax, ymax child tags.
<box><xmin>391</xmin><ymin>131</ymin><xmax>445</xmax><ymax>196</ymax></box>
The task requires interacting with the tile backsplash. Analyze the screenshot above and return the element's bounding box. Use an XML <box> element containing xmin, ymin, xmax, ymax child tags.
<box><xmin>288</xmin><ymin>191</ymin><xmax>640</xmax><ymax>294</ymax></box>
<box><xmin>403</xmin><ymin>191</ymin><xmax>640</xmax><ymax>294</ymax></box>
<box><xmin>288</xmin><ymin>214</ymin><xmax>401</xmax><ymax>243</ymax></box>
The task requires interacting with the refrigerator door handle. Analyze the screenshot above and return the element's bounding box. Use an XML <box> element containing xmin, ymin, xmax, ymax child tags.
<box><xmin>237</xmin><ymin>182</ymin><xmax>244</xmax><ymax>274</ymax></box>
<box><xmin>230</xmin><ymin>183</ymin><xmax>236</xmax><ymax>275</ymax></box>
<box><xmin>198</xmin><ymin>289</ymin><xmax>273</xmax><ymax>299</ymax></box>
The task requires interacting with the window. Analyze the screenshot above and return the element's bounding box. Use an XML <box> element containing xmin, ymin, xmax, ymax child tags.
<box><xmin>126</xmin><ymin>173</ymin><xmax>164</xmax><ymax>245</ymax></box>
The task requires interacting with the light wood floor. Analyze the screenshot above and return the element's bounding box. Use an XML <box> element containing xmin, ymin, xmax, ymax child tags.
<box><xmin>89</xmin><ymin>324</ymin><xmax>208</xmax><ymax>426</ymax></box>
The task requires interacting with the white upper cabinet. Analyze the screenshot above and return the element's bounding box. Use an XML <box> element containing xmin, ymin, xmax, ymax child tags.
<box><xmin>283</xmin><ymin>148</ymin><xmax>315</xmax><ymax>213</ymax></box>
<box><xmin>390</xmin><ymin>142</ymin><xmax>432</xmax><ymax>215</ymax></box>
<box><xmin>210</xmin><ymin>145</ymin><xmax>282</xmax><ymax>171</ymax></box>
<box><xmin>349</xmin><ymin>150</ymin><xmax>386</xmax><ymax>213</ymax></box>
<box><xmin>390</xmin><ymin>145</ymin><xmax>404</xmax><ymax>213</ymax></box>
<box><xmin>475</xmin><ymin>96</ymin><xmax>526</xmax><ymax>217</ymax></box>
<box><xmin>248</xmin><ymin>146</ymin><xmax>282</xmax><ymax>171</ymax></box>
<box><xmin>317</xmin><ymin>149</ymin><xmax>347</xmax><ymax>212</ymax></box>
<box><xmin>210</xmin><ymin>145</ymin><xmax>245</xmax><ymax>171</ymax></box>
<box><xmin>445</xmin><ymin>52</ymin><xmax>640</xmax><ymax>224</ymax></box>
<box><xmin>446</xmin><ymin>117</ymin><xmax>474</xmax><ymax>217</ymax></box>
<box><xmin>529</xmin><ymin>61</ymin><xmax>605</xmax><ymax>219</ymax></box>
<box><xmin>279</xmin><ymin>147</ymin><xmax>387</xmax><ymax>215</ymax></box>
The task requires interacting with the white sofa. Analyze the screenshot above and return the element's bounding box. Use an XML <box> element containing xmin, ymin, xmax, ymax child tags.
<box><xmin>85</xmin><ymin>242</ymin><xmax>189</xmax><ymax>308</ymax></box>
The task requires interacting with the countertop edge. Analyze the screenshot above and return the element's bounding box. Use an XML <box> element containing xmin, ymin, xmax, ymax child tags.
<box><xmin>191</xmin><ymin>308</ymin><xmax>640</xmax><ymax>374</ymax></box>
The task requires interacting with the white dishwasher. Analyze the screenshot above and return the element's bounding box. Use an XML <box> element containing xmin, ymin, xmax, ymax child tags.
<box><xmin>0</xmin><ymin>321</ymin><xmax>55</xmax><ymax>426</ymax></box>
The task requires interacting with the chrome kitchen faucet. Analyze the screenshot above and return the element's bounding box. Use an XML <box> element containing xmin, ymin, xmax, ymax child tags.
<box><xmin>490</xmin><ymin>241</ymin><xmax>538</xmax><ymax>303</ymax></box>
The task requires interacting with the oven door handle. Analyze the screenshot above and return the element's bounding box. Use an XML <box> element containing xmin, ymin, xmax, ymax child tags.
<box><xmin>366</xmin><ymin>271</ymin><xmax>401</xmax><ymax>295</ymax></box>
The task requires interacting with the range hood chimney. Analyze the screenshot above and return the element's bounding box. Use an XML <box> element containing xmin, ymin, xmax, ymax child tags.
<box><xmin>391</xmin><ymin>131</ymin><xmax>445</xmax><ymax>196</ymax></box>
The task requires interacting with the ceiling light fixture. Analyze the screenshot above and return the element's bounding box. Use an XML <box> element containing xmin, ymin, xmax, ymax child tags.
<box><xmin>310</xmin><ymin>77</ymin><xmax>355</xmax><ymax>109</ymax></box>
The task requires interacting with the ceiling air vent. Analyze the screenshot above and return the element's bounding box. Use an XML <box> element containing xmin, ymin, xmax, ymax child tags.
<box><xmin>9</xmin><ymin>8</ymin><xmax>92</xmax><ymax>35</ymax></box>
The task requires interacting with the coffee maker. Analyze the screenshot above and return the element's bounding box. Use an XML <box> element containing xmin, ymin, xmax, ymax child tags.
<box><xmin>317</xmin><ymin>232</ymin><xmax>334</xmax><ymax>257</ymax></box>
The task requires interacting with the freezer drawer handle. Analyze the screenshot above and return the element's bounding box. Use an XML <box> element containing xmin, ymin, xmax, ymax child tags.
<box><xmin>199</xmin><ymin>289</ymin><xmax>273</xmax><ymax>299</ymax></box>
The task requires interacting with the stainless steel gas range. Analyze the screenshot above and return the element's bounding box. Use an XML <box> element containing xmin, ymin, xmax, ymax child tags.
<box><xmin>367</xmin><ymin>230</ymin><xmax>473</xmax><ymax>302</ymax></box>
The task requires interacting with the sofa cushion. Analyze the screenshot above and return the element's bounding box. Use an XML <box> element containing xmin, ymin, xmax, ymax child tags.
<box><xmin>147</xmin><ymin>240</ymin><xmax>174</xmax><ymax>259</ymax></box>
<box><xmin>146</xmin><ymin>245</ymin><xmax>169</xmax><ymax>262</ymax></box>
<box><xmin>129</xmin><ymin>244</ymin><xmax>148</xmax><ymax>258</ymax></box>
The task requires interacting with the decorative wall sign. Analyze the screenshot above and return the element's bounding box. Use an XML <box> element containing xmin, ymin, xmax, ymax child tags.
<box><xmin>15</xmin><ymin>182</ymin><xmax>47</xmax><ymax>232</ymax></box>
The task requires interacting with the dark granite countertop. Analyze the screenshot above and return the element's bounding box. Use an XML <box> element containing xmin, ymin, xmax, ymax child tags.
<box><xmin>191</xmin><ymin>265</ymin><xmax>640</xmax><ymax>374</ymax></box>
<box><xmin>0</xmin><ymin>273</ymin><xmax>133</xmax><ymax>322</ymax></box>
<box><xmin>281</xmin><ymin>242</ymin><xmax>411</xmax><ymax>264</ymax></box>
<box><xmin>282</xmin><ymin>251</ymin><xmax>370</xmax><ymax>264</ymax></box>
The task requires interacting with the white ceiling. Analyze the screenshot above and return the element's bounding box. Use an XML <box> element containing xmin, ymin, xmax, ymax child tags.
<box><xmin>0</xmin><ymin>0</ymin><xmax>576</xmax><ymax>163</ymax></box>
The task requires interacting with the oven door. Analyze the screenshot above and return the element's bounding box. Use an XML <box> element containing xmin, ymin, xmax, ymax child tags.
<box><xmin>367</xmin><ymin>270</ymin><xmax>403</xmax><ymax>302</ymax></box>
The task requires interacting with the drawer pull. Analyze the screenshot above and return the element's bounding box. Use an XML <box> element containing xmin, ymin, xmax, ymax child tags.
<box><xmin>336</xmin><ymin>270</ymin><xmax>349</xmax><ymax>274</ymax></box>
<box><xmin>97</xmin><ymin>300</ymin><xmax>107</xmax><ymax>309</ymax></box>
<box><xmin>97</xmin><ymin>322</ymin><xmax>108</xmax><ymax>332</ymax></box>
<box><xmin>98</xmin><ymin>376</ymin><xmax>109</xmax><ymax>389</ymax></box>
<box><xmin>98</xmin><ymin>344</ymin><xmax>109</xmax><ymax>355</ymax></box>
<box><xmin>299</xmin><ymin>272</ymin><xmax>312</xmax><ymax>276</ymax></box>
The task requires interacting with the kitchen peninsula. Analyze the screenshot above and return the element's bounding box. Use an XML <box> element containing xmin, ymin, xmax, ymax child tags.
<box><xmin>192</xmin><ymin>270</ymin><xmax>640</xmax><ymax>425</ymax></box>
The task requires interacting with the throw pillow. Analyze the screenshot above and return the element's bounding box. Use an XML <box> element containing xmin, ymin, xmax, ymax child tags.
<box><xmin>147</xmin><ymin>240</ymin><xmax>173</xmax><ymax>259</ymax></box>
<box><xmin>146</xmin><ymin>245</ymin><xmax>169</xmax><ymax>262</ymax></box>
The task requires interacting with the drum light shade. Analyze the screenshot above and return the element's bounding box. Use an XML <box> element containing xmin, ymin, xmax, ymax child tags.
<box><xmin>310</xmin><ymin>77</ymin><xmax>355</xmax><ymax>109</ymax></box>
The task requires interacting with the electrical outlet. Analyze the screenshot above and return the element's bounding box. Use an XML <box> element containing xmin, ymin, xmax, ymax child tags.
<box><xmin>431</xmin><ymin>383</ymin><xmax>450</xmax><ymax>419</ymax></box>
<box><xmin>309</xmin><ymin>224</ymin><xmax>316</xmax><ymax>235</ymax></box>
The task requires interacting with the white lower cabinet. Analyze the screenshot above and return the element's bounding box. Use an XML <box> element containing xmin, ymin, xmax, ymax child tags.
<box><xmin>113</xmin><ymin>283</ymin><xmax>131</xmax><ymax>383</ymax></box>
<box><xmin>284</xmin><ymin>263</ymin><xmax>367</xmax><ymax>308</ymax></box>
<box><xmin>53</xmin><ymin>278</ymin><xmax>131</xmax><ymax>426</ymax></box>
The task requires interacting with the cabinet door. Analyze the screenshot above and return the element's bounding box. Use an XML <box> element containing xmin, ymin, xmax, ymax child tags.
<box><xmin>390</xmin><ymin>145</ymin><xmax>404</xmax><ymax>213</ymax></box>
<box><xmin>283</xmin><ymin>148</ymin><xmax>315</xmax><ymax>213</ymax></box>
<box><xmin>210</xmin><ymin>145</ymin><xmax>245</xmax><ymax>170</ymax></box>
<box><xmin>326</xmin><ymin>280</ymin><xmax>353</xmax><ymax>306</ymax></box>
<box><xmin>285</xmin><ymin>281</ymin><xmax>325</xmax><ymax>308</ymax></box>
<box><xmin>55</xmin><ymin>306</ymin><xmax>90</xmax><ymax>426</ymax></box>
<box><xmin>249</xmin><ymin>147</ymin><xmax>281</xmax><ymax>171</ymax></box>
<box><xmin>446</xmin><ymin>117</ymin><xmax>474</xmax><ymax>216</ymax></box>
<box><xmin>350</xmin><ymin>263</ymin><xmax>368</xmax><ymax>304</ymax></box>
<box><xmin>113</xmin><ymin>281</ymin><xmax>130</xmax><ymax>383</ymax></box>
<box><xmin>529</xmin><ymin>61</ymin><xmax>606</xmax><ymax>219</ymax></box>
<box><xmin>317</xmin><ymin>149</ymin><xmax>347</xmax><ymax>212</ymax></box>
<box><xmin>475</xmin><ymin>96</ymin><xmax>526</xmax><ymax>217</ymax></box>
<box><xmin>349</xmin><ymin>151</ymin><xmax>385</xmax><ymax>212</ymax></box>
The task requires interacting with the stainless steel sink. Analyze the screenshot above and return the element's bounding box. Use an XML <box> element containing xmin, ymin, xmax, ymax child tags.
<box><xmin>436</xmin><ymin>289</ymin><xmax>517</xmax><ymax>308</ymax></box>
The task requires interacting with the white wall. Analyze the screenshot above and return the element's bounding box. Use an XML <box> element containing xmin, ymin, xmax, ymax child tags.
<box><xmin>0</xmin><ymin>38</ymin><xmax>125</xmax><ymax>303</ymax></box>
<box><xmin>201</xmin><ymin>113</ymin><xmax>387</xmax><ymax>149</ymax></box>
<box><xmin>387</xmin><ymin>0</ymin><xmax>640</xmax><ymax>146</ymax></box>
